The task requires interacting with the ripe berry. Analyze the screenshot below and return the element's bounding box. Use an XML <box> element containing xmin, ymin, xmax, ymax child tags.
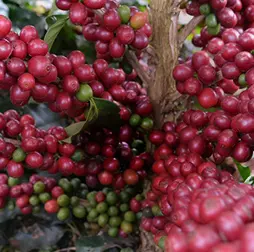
<box><xmin>98</xmin><ymin>171</ymin><xmax>113</xmax><ymax>185</ymax></box>
<box><xmin>84</xmin><ymin>0</ymin><xmax>106</xmax><ymax>9</ymax></box>
<box><xmin>69</xmin><ymin>3</ymin><xmax>88</xmax><ymax>25</ymax></box>
<box><xmin>28</xmin><ymin>39</ymin><xmax>48</xmax><ymax>56</ymax></box>
<box><xmin>7</xmin><ymin>161</ymin><xmax>24</xmax><ymax>178</ymax></box>
<box><xmin>198</xmin><ymin>88</ymin><xmax>218</xmax><ymax>109</ymax></box>
<box><xmin>20</xmin><ymin>25</ymin><xmax>39</xmax><ymax>43</ymax></box>
<box><xmin>68</xmin><ymin>50</ymin><xmax>85</xmax><ymax>68</ymax></box>
<box><xmin>116</xmin><ymin>25</ymin><xmax>135</xmax><ymax>44</ymax></box>
<box><xmin>130</xmin><ymin>12</ymin><xmax>147</xmax><ymax>29</ymax></box>
<box><xmin>0</xmin><ymin>15</ymin><xmax>12</xmax><ymax>39</ymax></box>
<box><xmin>0</xmin><ymin>39</ymin><xmax>12</xmax><ymax>60</ymax></box>
<box><xmin>16</xmin><ymin>195</ymin><xmax>29</xmax><ymax>209</ymax></box>
<box><xmin>45</xmin><ymin>199</ymin><xmax>59</xmax><ymax>213</ymax></box>
<box><xmin>25</xmin><ymin>152</ymin><xmax>43</xmax><ymax>169</ymax></box>
<box><xmin>103</xmin><ymin>9</ymin><xmax>121</xmax><ymax>31</ymax></box>
<box><xmin>57</xmin><ymin>157</ymin><xmax>74</xmax><ymax>176</ymax></box>
<box><xmin>123</xmin><ymin>169</ymin><xmax>139</xmax><ymax>185</ymax></box>
<box><xmin>28</xmin><ymin>56</ymin><xmax>52</xmax><ymax>78</ymax></box>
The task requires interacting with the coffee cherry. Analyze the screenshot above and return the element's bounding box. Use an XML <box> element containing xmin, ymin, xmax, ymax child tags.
<box><xmin>0</xmin><ymin>39</ymin><xmax>12</xmax><ymax>60</ymax></box>
<box><xmin>118</xmin><ymin>5</ymin><xmax>131</xmax><ymax>24</ymax></box>
<box><xmin>68</xmin><ymin>50</ymin><xmax>85</xmax><ymax>68</ymax></box>
<box><xmin>25</xmin><ymin>152</ymin><xmax>43</xmax><ymax>169</ymax></box>
<box><xmin>83</xmin><ymin>0</ymin><xmax>106</xmax><ymax>9</ymax></box>
<box><xmin>198</xmin><ymin>88</ymin><xmax>219</xmax><ymax>109</ymax></box>
<box><xmin>130</xmin><ymin>12</ymin><xmax>147</xmax><ymax>30</ymax></box>
<box><xmin>44</xmin><ymin>134</ymin><xmax>58</xmax><ymax>154</ymax></box>
<box><xmin>173</xmin><ymin>64</ymin><xmax>193</xmax><ymax>82</ymax></box>
<box><xmin>123</xmin><ymin>169</ymin><xmax>139</xmax><ymax>185</ymax></box>
<box><xmin>6</xmin><ymin>160</ymin><xmax>24</xmax><ymax>178</ymax></box>
<box><xmin>70</xmin><ymin>3</ymin><xmax>88</xmax><ymax>25</ymax></box>
<box><xmin>116</xmin><ymin>25</ymin><xmax>135</xmax><ymax>44</ymax></box>
<box><xmin>74</xmin><ymin>64</ymin><xmax>96</xmax><ymax>82</ymax></box>
<box><xmin>0</xmin><ymin>15</ymin><xmax>12</xmax><ymax>39</ymax></box>
<box><xmin>45</xmin><ymin>199</ymin><xmax>59</xmax><ymax>213</ymax></box>
<box><xmin>16</xmin><ymin>195</ymin><xmax>29</xmax><ymax>209</ymax></box>
<box><xmin>57</xmin><ymin>157</ymin><xmax>74</xmax><ymax>176</ymax></box>
<box><xmin>18</xmin><ymin>73</ymin><xmax>35</xmax><ymax>91</ymax></box>
<box><xmin>76</xmin><ymin>83</ymin><xmax>93</xmax><ymax>102</ymax></box>
<box><xmin>20</xmin><ymin>25</ymin><xmax>39</xmax><ymax>43</ymax></box>
<box><xmin>28</xmin><ymin>39</ymin><xmax>48</xmax><ymax>56</ymax></box>
<box><xmin>131</xmin><ymin>32</ymin><xmax>149</xmax><ymax>49</ymax></box>
<box><xmin>109</xmin><ymin>38</ymin><xmax>125</xmax><ymax>58</ymax></box>
<box><xmin>11</xmin><ymin>39</ymin><xmax>27</xmax><ymax>59</ymax></box>
<box><xmin>28</xmin><ymin>56</ymin><xmax>52</xmax><ymax>78</ymax></box>
<box><xmin>98</xmin><ymin>171</ymin><xmax>113</xmax><ymax>185</ymax></box>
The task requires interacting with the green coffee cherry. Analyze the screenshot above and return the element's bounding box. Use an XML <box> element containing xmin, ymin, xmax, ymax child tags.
<box><xmin>140</xmin><ymin>117</ymin><xmax>154</xmax><ymax>131</ymax></box>
<box><xmin>205</xmin><ymin>13</ymin><xmax>217</xmax><ymax>28</ymax></box>
<box><xmin>118</xmin><ymin>5</ymin><xmax>131</xmax><ymax>24</ymax></box>
<box><xmin>199</xmin><ymin>4</ymin><xmax>211</xmax><ymax>15</ymax></box>
<box><xmin>33</xmin><ymin>181</ymin><xmax>45</xmax><ymax>194</ymax></box>
<box><xmin>73</xmin><ymin>205</ymin><xmax>86</xmax><ymax>219</ymax></box>
<box><xmin>57</xmin><ymin>194</ymin><xmax>70</xmax><ymax>207</ymax></box>
<box><xmin>57</xmin><ymin>207</ymin><xmax>70</xmax><ymax>221</ymax></box>
<box><xmin>76</xmin><ymin>84</ymin><xmax>93</xmax><ymax>102</ymax></box>
<box><xmin>207</xmin><ymin>23</ymin><xmax>221</xmax><ymax>35</ymax></box>
<box><xmin>98</xmin><ymin>213</ymin><xmax>109</xmax><ymax>227</ymax></box>
<box><xmin>12</xmin><ymin>148</ymin><xmax>26</xmax><ymax>162</ymax></box>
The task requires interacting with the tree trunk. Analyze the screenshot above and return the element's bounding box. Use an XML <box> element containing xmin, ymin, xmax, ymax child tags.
<box><xmin>148</xmin><ymin>0</ymin><xmax>180</xmax><ymax>128</ymax></box>
<box><xmin>138</xmin><ymin>1</ymin><xmax>181</xmax><ymax>251</ymax></box>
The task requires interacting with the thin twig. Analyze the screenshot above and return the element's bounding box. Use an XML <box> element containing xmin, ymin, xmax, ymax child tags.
<box><xmin>3</xmin><ymin>138</ymin><xmax>20</xmax><ymax>146</ymax></box>
<box><xmin>67</xmin><ymin>223</ymin><xmax>81</xmax><ymax>237</ymax></box>
<box><xmin>125</xmin><ymin>50</ymin><xmax>151</xmax><ymax>87</ymax></box>
<box><xmin>54</xmin><ymin>247</ymin><xmax>76</xmax><ymax>252</ymax></box>
<box><xmin>178</xmin><ymin>15</ymin><xmax>204</xmax><ymax>47</ymax></box>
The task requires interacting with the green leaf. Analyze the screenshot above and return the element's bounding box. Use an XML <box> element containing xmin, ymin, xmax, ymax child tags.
<box><xmin>0</xmin><ymin>207</ymin><xmax>19</xmax><ymax>223</ymax></box>
<box><xmin>9</xmin><ymin>221</ymin><xmax>64</xmax><ymax>252</ymax></box>
<box><xmin>63</xmin><ymin>121</ymin><xmax>87</xmax><ymax>144</ymax></box>
<box><xmin>234</xmin><ymin>160</ymin><xmax>251</xmax><ymax>181</ymax></box>
<box><xmin>44</xmin><ymin>15</ymin><xmax>69</xmax><ymax>51</ymax></box>
<box><xmin>62</xmin><ymin>98</ymin><xmax>98</xmax><ymax>143</ymax></box>
<box><xmin>47</xmin><ymin>0</ymin><xmax>57</xmax><ymax>17</ymax></box>
<box><xmin>93</xmin><ymin>98</ymin><xmax>122</xmax><ymax>129</ymax></box>
<box><xmin>76</xmin><ymin>234</ymin><xmax>137</xmax><ymax>252</ymax></box>
<box><xmin>63</xmin><ymin>98</ymin><xmax>122</xmax><ymax>143</ymax></box>
<box><xmin>76</xmin><ymin>236</ymin><xmax>105</xmax><ymax>252</ymax></box>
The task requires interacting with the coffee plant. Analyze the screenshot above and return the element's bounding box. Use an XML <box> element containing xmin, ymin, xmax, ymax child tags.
<box><xmin>2</xmin><ymin>0</ymin><xmax>254</xmax><ymax>251</ymax></box>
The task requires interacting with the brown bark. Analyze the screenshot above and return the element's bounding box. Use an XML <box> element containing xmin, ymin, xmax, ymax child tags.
<box><xmin>178</xmin><ymin>15</ymin><xmax>204</xmax><ymax>47</ymax></box>
<box><xmin>147</xmin><ymin>0</ymin><xmax>181</xmax><ymax>127</ymax></box>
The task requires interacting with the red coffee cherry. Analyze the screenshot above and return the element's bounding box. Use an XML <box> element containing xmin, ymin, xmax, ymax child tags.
<box><xmin>0</xmin><ymin>15</ymin><xmax>12</xmax><ymax>39</ymax></box>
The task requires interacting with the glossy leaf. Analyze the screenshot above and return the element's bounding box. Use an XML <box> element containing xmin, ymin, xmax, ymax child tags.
<box><xmin>93</xmin><ymin>98</ymin><xmax>122</xmax><ymax>129</ymax></box>
<box><xmin>63</xmin><ymin>98</ymin><xmax>122</xmax><ymax>143</ymax></box>
<box><xmin>234</xmin><ymin>160</ymin><xmax>251</xmax><ymax>181</ymax></box>
<box><xmin>9</xmin><ymin>221</ymin><xmax>64</xmax><ymax>252</ymax></box>
<box><xmin>76</xmin><ymin>234</ymin><xmax>137</xmax><ymax>252</ymax></box>
<box><xmin>44</xmin><ymin>15</ymin><xmax>69</xmax><ymax>51</ymax></box>
<box><xmin>7</xmin><ymin>3</ymin><xmax>45</xmax><ymax>36</ymax></box>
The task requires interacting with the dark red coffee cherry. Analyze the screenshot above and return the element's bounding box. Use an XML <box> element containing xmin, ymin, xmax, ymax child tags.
<box><xmin>0</xmin><ymin>15</ymin><xmax>12</xmax><ymax>39</ymax></box>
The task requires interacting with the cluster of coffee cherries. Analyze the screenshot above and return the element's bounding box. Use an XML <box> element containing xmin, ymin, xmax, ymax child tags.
<box><xmin>79</xmin><ymin>186</ymin><xmax>143</xmax><ymax>238</ymax></box>
<box><xmin>0</xmin><ymin>15</ymin><xmax>153</xmax><ymax>134</ymax></box>
<box><xmin>56</xmin><ymin>0</ymin><xmax>152</xmax><ymax>59</ymax></box>
<box><xmin>185</xmin><ymin>0</ymin><xmax>253</xmax><ymax>36</ymax></box>
<box><xmin>174</xmin><ymin>23</ymin><xmax>254</xmax><ymax>102</ymax></box>
<box><xmin>0</xmin><ymin>109</ymin><xmax>152</xmax><ymax>189</ymax></box>
<box><xmin>70</xmin><ymin>124</ymin><xmax>153</xmax><ymax>188</ymax></box>
<box><xmin>0</xmin><ymin>173</ymin><xmax>144</xmax><ymax>238</ymax></box>
<box><xmin>149</xmin><ymin>109</ymin><xmax>254</xmax><ymax>164</ymax></box>
<box><xmin>141</xmin><ymin>131</ymin><xmax>254</xmax><ymax>251</ymax></box>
